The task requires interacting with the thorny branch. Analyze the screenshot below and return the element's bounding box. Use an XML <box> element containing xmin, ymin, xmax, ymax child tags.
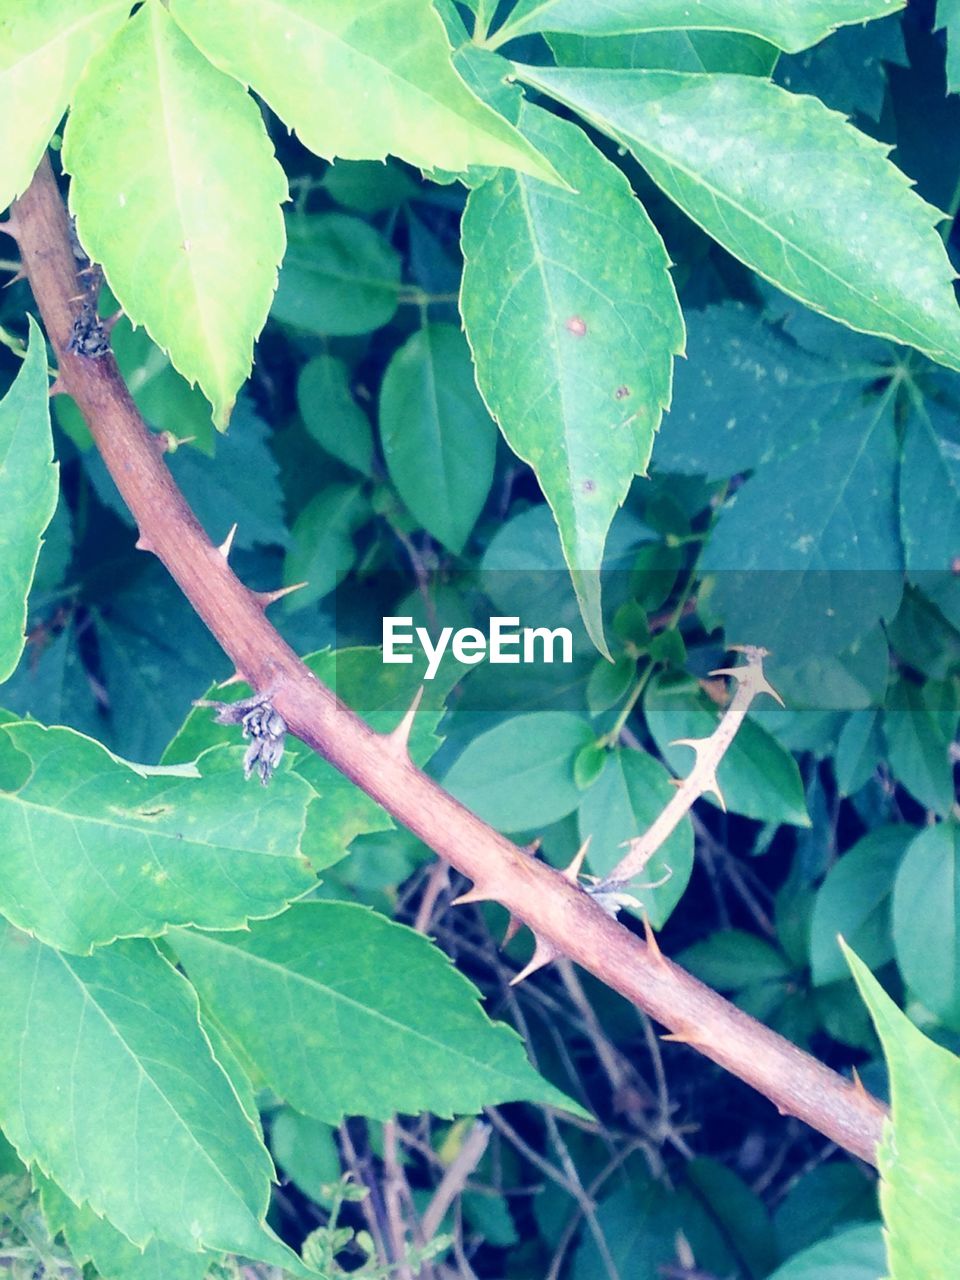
<box><xmin>10</xmin><ymin>155</ymin><xmax>887</xmax><ymax>1166</ymax></box>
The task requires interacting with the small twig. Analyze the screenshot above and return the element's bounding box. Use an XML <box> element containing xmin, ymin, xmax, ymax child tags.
<box><xmin>420</xmin><ymin>1121</ymin><xmax>491</xmax><ymax>1242</ymax></box>
<box><xmin>600</xmin><ymin>647</ymin><xmax>783</xmax><ymax>889</ymax></box>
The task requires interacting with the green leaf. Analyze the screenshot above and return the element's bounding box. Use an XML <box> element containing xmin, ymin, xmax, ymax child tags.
<box><xmin>37</xmin><ymin>1174</ymin><xmax>213</xmax><ymax>1280</ymax></box>
<box><xmin>676</xmin><ymin>929</ymin><xmax>793</xmax><ymax>989</ymax></box>
<box><xmin>701</xmin><ymin>396</ymin><xmax>903</xmax><ymax>666</ymax></box>
<box><xmin>809</xmin><ymin>825</ymin><xmax>912</xmax><ymax>986</ymax></box>
<box><xmin>644</xmin><ymin>674</ymin><xmax>810</xmax><ymax>826</ymax></box>
<box><xmin>500</xmin><ymin>0</ymin><xmax>904</xmax><ymax>55</ymax></box>
<box><xmin>443</xmin><ymin>710</ymin><xmax>595</xmax><ymax>830</ymax></box>
<box><xmin>461</xmin><ymin>101</ymin><xmax>682</xmax><ymax>653</ymax></box>
<box><xmin>272</xmin><ymin>212</ymin><xmax>401</xmax><ymax>337</ymax></box>
<box><xmin>883</xmin><ymin>678</ymin><xmax>955</xmax><ymax>817</ymax></box>
<box><xmin>893</xmin><ymin>822</ymin><xmax>960</xmax><ymax>1029</ymax></box>
<box><xmin>0</xmin><ymin>317</ymin><xmax>58</xmax><ymax>684</ymax></box>
<box><xmin>773</xmin><ymin>1164</ymin><xmax>878</xmax><ymax>1260</ymax></box>
<box><xmin>380</xmin><ymin>324</ymin><xmax>497</xmax><ymax>554</ymax></box>
<box><xmin>298</xmin><ymin>354</ymin><xmax>375</xmax><ymax>476</ymax></box>
<box><xmin>0</xmin><ymin>922</ymin><xmax>304</xmax><ymax>1270</ymax></box>
<box><xmin>577</xmin><ymin>748</ymin><xmax>693</xmax><ymax>928</ymax></box>
<box><xmin>0</xmin><ymin>0</ymin><xmax>129</xmax><ymax>215</ymax></box>
<box><xmin>516</xmin><ymin>66</ymin><xmax>960</xmax><ymax>374</ymax></box>
<box><xmin>167</xmin><ymin>0</ymin><xmax>561</xmax><ymax>183</ymax></box>
<box><xmin>835</xmin><ymin>708</ymin><xmax>884</xmax><ymax>795</ymax></box>
<box><xmin>900</xmin><ymin>400</ymin><xmax>960</xmax><ymax>632</ymax></box>
<box><xmin>776</xmin><ymin>12</ymin><xmax>906</xmax><ymax>120</ymax></box>
<box><xmin>767</xmin><ymin>1222</ymin><xmax>885</xmax><ymax>1280</ymax></box>
<box><xmin>846</xmin><ymin>943</ymin><xmax>960</xmax><ymax>1280</ymax></box>
<box><xmin>321</xmin><ymin>158</ymin><xmax>418</xmax><ymax>214</ymax></box>
<box><xmin>63</xmin><ymin>0</ymin><xmax>287</xmax><ymax>426</ymax></box>
<box><xmin>270</xmin><ymin>1109</ymin><xmax>341</xmax><ymax>1208</ymax></box>
<box><xmin>549</xmin><ymin>29</ymin><xmax>778</xmax><ymax>76</ymax></box>
<box><xmin>282</xmin><ymin>482</ymin><xmax>370</xmax><ymax>609</ymax></box>
<box><xmin>940</xmin><ymin>0</ymin><xmax>960</xmax><ymax>96</ymax></box>
<box><xmin>0</xmin><ymin>719</ymin><xmax>315</xmax><ymax>953</ymax></box>
<box><xmin>685</xmin><ymin>1158</ymin><xmax>778</xmax><ymax>1280</ymax></box>
<box><xmin>170</xmin><ymin>902</ymin><xmax>582</xmax><ymax>1121</ymax></box>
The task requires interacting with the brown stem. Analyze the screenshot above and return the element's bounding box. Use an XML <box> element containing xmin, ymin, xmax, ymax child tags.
<box><xmin>13</xmin><ymin>156</ymin><xmax>886</xmax><ymax>1166</ymax></box>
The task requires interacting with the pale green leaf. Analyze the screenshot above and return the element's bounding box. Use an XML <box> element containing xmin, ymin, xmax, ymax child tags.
<box><xmin>273</xmin><ymin>213</ymin><xmax>401</xmax><ymax>337</ymax></box>
<box><xmin>938</xmin><ymin>0</ymin><xmax>960</xmax><ymax>96</ymax></box>
<box><xmin>38</xmin><ymin>1174</ymin><xmax>213</xmax><ymax>1280</ymax></box>
<box><xmin>846</xmin><ymin>943</ymin><xmax>960</xmax><ymax>1280</ymax></box>
<box><xmin>892</xmin><ymin>823</ymin><xmax>960</xmax><ymax>1029</ymax></box>
<box><xmin>167</xmin><ymin>0</ymin><xmax>561</xmax><ymax>183</ymax></box>
<box><xmin>516</xmin><ymin>66</ymin><xmax>960</xmax><ymax>374</ymax></box>
<box><xmin>0</xmin><ymin>922</ymin><xmax>305</xmax><ymax>1270</ymax></box>
<box><xmin>443</xmin><ymin>710</ymin><xmax>595</xmax><ymax>830</ymax></box>
<box><xmin>0</xmin><ymin>317</ymin><xmax>58</xmax><ymax>683</ymax></box>
<box><xmin>461</xmin><ymin>101</ymin><xmax>682</xmax><ymax>653</ymax></box>
<box><xmin>0</xmin><ymin>0</ymin><xmax>129</xmax><ymax>215</ymax></box>
<box><xmin>883</xmin><ymin>678</ymin><xmax>955</xmax><ymax>817</ymax></box>
<box><xmin>380</xmin><ymin>324</ymin><xmax>497</xmax><ymax>554</ymax></box>
<box><xmin>63</xmin><ymin>0</ymin><xmax>287</xmax><ymax>426</ymax></box>
<box><xmin>298</xmin><ymin>354</ymin><xmax>374</xmax><ymax>475</ymax></box>
<box><xmin>900</xmin><ymin>400</ymin><xmax>960</xmax><ymax>632</ymax></box>
<box><xmin>0</xmin><ymin>719</ymin><xmax>315</xmax><ymax>954</ymax></box>
<box><xmin>809</xmin><ymin>825</ymin><xmax>912</xmax><ymax>986</ymax></box>
<box><xmin>644</xmin><ymin>673</ymin><xmax>810</xmax><ymax>826</ymax></box>
<box><xmin>577</xmin><ymin>748</ymin><xmax>693</xmax><ymax>928</ymax></box>
<box><xmin>499</xmin><ymin>0</ymin><xmax>904</xmax><ymax>55</ymax></box>
<box><xmin>170</xmin><ymin>902</ymin><xmax>582</xmax><ymax>1121</ymax></box>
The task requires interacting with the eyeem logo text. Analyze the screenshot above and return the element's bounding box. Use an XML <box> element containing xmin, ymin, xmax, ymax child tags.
<box><xmin>383</xmin><ymin>617</ymin><xmax>574</xmax><ymax>680</ymax></box>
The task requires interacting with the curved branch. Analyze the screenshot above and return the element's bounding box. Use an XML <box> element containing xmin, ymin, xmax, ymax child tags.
<box><xmin>13</xmin><ymin>156</ymin><xmax>886</xmax><ymax>1166</ymax></box>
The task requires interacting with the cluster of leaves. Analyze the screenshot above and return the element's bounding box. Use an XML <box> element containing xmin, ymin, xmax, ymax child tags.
<box><xmin>1</xmin><ymin>0</ymin><xmax>960</xmax><ymax>1277</ymax></box>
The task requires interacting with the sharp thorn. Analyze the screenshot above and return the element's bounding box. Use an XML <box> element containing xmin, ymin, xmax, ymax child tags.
<box><xmin>502</xmin><ymin>913</ymin><xmax>522</xmax><ymax>945</ymax></box>
<box><xmin>256</xmin><ymin>581</ymin><xmax>308</xmax><ymax>608</ymax></box>
<box><xmin>102</xmin><ymin>308</ymin><xmax>123</xmax><ymax>334</ymax></box>
<box><xmin>217</xmin><ymin>671</ymin><xmax>248</xmax><ymax>689</ymax></box>
<box><xmin>3</xmin><ymin>268</ymin><xmax>26</xmax><ymax>287</ymax></box>
<box><xmin>0</xmin><ymin>217</ymin><xmax>20</xmax><ymax>240</ymax></box>
<box><xmin>48</xmin><ymin>376</ymin><xmax>67</xmax><ymax>397</ymax></box>
<box><xmin>450</xmin><ymin>885</ymin><xmax>494</xmax><ymax>908</ymax></box>
<box><xmin>521</xmin><ymin>837</ymin><xmax>543</xmax><ymax>857</ymax></box>
<box><xmin>509</xmin><ymin>934</ymin><xmax>559</xmax><ymax>986</ymax></box>
<box><xmin>561</xmin><ymin>836</ymin><xmax>591</xmax><ymax>884</ymax></box>
<box><xmin>660</xmin><ymin>1032</ymin><xmax>697</xmax><ymax>1045</ymax></box>
<box><xmin>851</xmin><ymin>1066</ymin><xmax>868</xmax><ymax>1098</ymax></box>
<box><xmin>384</xmin><ymin>685</ymin><xmax>424</xmax><ymax>759</ymax></box>
<box><xmin>754</xmin><ymin>673</ymin><xmax>785</xmax><ymax>707</ymax></box>
<box><xmin>641</xmin><ymin>911</ymin><xmax>668</xmax><ymax>968</ymax></box>
<box><xmin>705</xmin><ymin>774</ymin><xmax>726</xmax><ymax>811</ymax></box>
<box><xmin>218</xmin><ymin>523</ymin><xmax>238</xmax><ymax>560</ymax></box>
<box><xmin>135</xmin><ymin>535</ymin><xmax>155</xmax><ymax>554</ymax></box>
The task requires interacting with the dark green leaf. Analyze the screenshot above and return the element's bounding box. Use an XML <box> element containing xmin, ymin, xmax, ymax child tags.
<box><xmin>297</xmin><ymin>354</ymin><xmax>375</xmax><ymax>476</ymax></box>
<box><xmin>893</xmin><ymin>822</ymin><xmax>960</xmax><ymax>1028</ymax></box>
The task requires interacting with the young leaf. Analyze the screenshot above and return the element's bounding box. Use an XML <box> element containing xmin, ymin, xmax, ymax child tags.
<box><xmin>498</xmin><ymin>0</ymin><xmax>904</xmax><ymax>55</ymax></box>
<box><xmin>461</xmin><ymin>102</ymin><xmax>683</xmax><ymax>653</ymax></box>
<box><xmin>282</xmin><ymin>482</ymin><xmax>370</xmax><ymax>609</ymax></box>
<box><xmin>0</xmin><ymin>316</ymin><xmax>58</xmax><ymax>683</ymax></box>
<box><xmin>37</xmin><ymin>1174</ymin><xmax>213</xmax><ymax>1280</ymax></box>
<box><xmin>892</xmin><ymin>822</ymin><xmax>960</xmax><ymax>1029</ymax></box>
<box><xmin>845</xmin><ymin>943</ymin><xmax>960</xmax><ymax>1280</ymax></box>
<box><xmin>0</xmin><ymin>0</ymin><xmax>129</xmax><ymax>215</ymax></box>
<box><xmin>167</xmin><ymin>0</ymin><xmax>561</xmax><ymax>183</ymax></box>
<box><xmin>443</xmin><ymin>710</ymin><xmax>596</xmax><ymax>830</ymax></box>
<box><xmin>0</xmin><ymin>922</ymin><xmax>304</xmax><ymax>1271</ymax></box>
<box><xmin>380</xmin><ymin>324</ymin><xmax>497</xmax><ymax>554</ymax></box>
<box><xmin>169</xmin><ymin>902</ymin><xmax>583</xmax><ymax>1121</ymax></box>
<box><xmin>577</xmin><ymin>748</ymin><xmax>693</xmax><ymax>928</ymax></box>
<box><xmin>516</xmin><ymin>66</ymin><xmax>960</xmax><ymax>374</ymax></box>
<box><xmin>62</xmin><ymin>0</ymin><xmax>287</xmax><ymax>426</ymax></box>
<box><xmin>0</xmin><ymin>720</ymin><xmax>315</xmax><ymax>954</ymax></box>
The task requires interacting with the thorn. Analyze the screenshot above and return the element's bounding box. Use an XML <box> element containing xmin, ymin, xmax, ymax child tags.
<box><xmin>217</xmin><ymin>671</ymin><xmax>248</xmax><ymax>689</ymax></box>
<box><xmin>641</xmin><ymin>911</ymin><xmax>668</xmax><ymax>968</ymax></box>
<box><xmin>255</xmin><ymin>581</ymin><xmax>308</xmax><ymax>609</ymax></box>
<box><xmin>3</xmin><ymin>268</ymin><xmax>26</xmax><ymax>287</ymax></box>
<box><xmin>705</xmin><ymin>773</ymin><xmax>726</xmax><ymax>811</ymax></box>
<box><xmin>450</xmin><ymin>884</ymin><xmax>495</xmax><ymax>908</ymax></box>
<box><xmin>102</xmin><ymin>308</ymin><xmax>123</xmax><ymax>334</ymax></box>
<box><xmin>502</xmin><ymin>913</ymin><xmax>522</xmax><ymax>946</ymax></box>
<box><xmin>218</xmin><ymin>523</ymin><xmax>238</xmax><ymax>560</ymax></box>
<box><xmin>522</xmin><ymin>837</ymin><xmax>543</xmax><ymax>857</ymax></box>
<box><xmin>851</xmin><ymin>1066</ymin><xmax>868</xmax><ymax>1099</ymax></box>
<box><xmin>384</xmin><ymin>685</ymin><xmax>424</xmax><ymax>758</ymax></box>
<box><xmin>0</xmin><ymin>216</ymin><xmax>19</xmax><ymax>240</ymax></box>
<box><xmin>135</xmin><ymin>535</ymin><xmax>155</xmax><ymax>554</ymax></box>
<box><xmin>660</xmin><ymin>1031</ymin><xmax>701</xmax><ymax>1046</ymax></box>
<box><xmin>509</xmin><ymin>933</ymin><xmax>559</xmax><ymax>986</ymax></box>
<box><xmin>670</xmin><ymin>736</ymin><xmax>711</xmax><ymax>757</ymax></box>
<box><xmin>48</xmin><ymin>377</ymin><xmax>67</xmax><ymax>398</ymax></box>
<box><xmin>561</xmin><ymin>836</ymin><xmax>591</xmax><ymax>884</ymax></box>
